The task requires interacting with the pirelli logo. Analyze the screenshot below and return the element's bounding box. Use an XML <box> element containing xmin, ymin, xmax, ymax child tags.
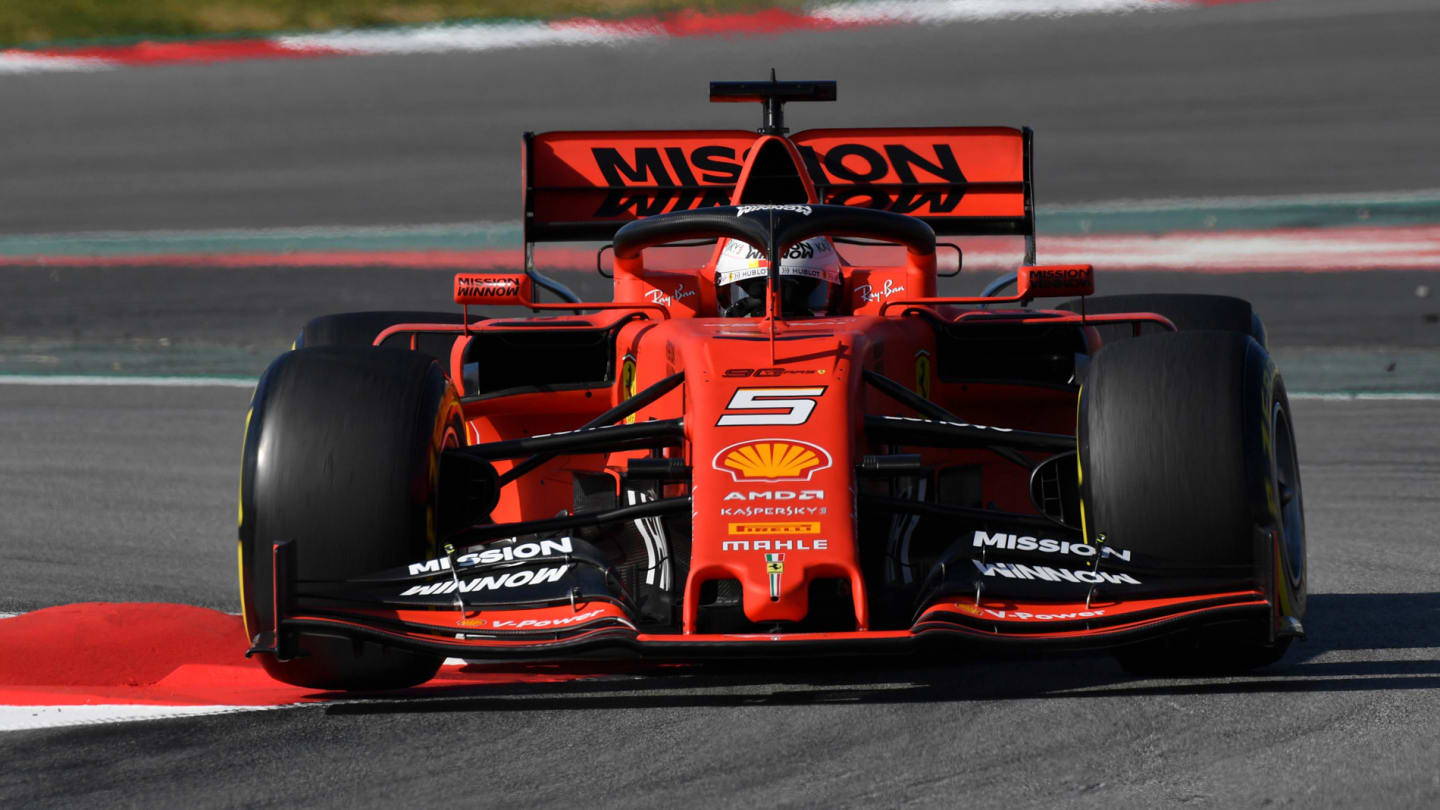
<box><xmin>728</xmin><ymin>521</ymin><xmax>821</xmax><ymax>536</ymax></box>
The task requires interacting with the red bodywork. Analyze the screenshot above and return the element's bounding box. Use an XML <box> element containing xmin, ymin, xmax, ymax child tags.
<box><xmin>271</xmin><ymin>123</ymin><xmax>1285</xmax><ymax>660</ymax></box>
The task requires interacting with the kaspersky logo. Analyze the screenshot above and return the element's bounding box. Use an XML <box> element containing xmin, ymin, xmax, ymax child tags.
<box><xmin>713</xmin><ymin>439</ymin><xmax>832</xmax><ymax>483</ymax></box>
<box><xmin>765</xmin><ymin>553</ymin><xmax>786</xmax><ymax>600</ymax></box>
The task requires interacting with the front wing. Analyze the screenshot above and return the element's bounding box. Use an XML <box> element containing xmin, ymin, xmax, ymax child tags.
<box><xmin>247</xmin><ymin>533</ymin><xmax>1281</xmax><ymax>662</ymax></box>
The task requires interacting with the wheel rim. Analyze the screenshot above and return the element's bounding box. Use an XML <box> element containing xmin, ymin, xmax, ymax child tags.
<box><xmin>1273</xmin><ymin>402</ymin><xmax>1305</xmax><ymax>587</ymax></box>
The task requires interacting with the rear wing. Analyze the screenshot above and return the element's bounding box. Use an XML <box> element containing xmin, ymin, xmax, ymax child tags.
<box><xmin>523</xmin><ymin>130</ymin><xmax>756</xmax><ymax>243</ymax></box>
<box><xmin>523</xmin><ymin>126</ymin><xmax>1036</xmax><ymax>261</ymax></box>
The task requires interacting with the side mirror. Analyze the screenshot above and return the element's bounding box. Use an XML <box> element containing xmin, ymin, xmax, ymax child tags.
<box><xmin>1016</xmin><ymin>264</ymin><xmax>1094</xmax><ymax>300</ymax></box>
<box><xmin>453</xmin><ymin>274</ymin><xmax>531</xmax><ymax>306</ymax></box>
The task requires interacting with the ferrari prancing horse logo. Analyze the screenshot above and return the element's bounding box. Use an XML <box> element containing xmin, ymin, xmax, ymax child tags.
<box><xmin>914</xmin><ymin>350</ymin><xmax>932</xmax><ymax>400</ymax></box>
<box><xmin>765</xmin><ymin>553</ymin><xmax>786</xmax><ymax>599</ymax></box>
<box><xmin>620</xmin><ymin>354</ymin><xmax>638</xmax><ymax>423</ymax></box>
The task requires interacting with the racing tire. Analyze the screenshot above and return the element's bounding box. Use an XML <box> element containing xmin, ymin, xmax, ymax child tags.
<box><xmin>238</xmin><ymin>346</ymin><xmax>463</xmax><ymax>690</ymax></box>
<box><xmin>297</xmin><ymin>310</ymin><xmax>467</xmax><ymax>363</ymax></box>
<box><xmin>1078</xmin><ymin>330</ymin><xmax>1305</xmax><ymax>675</ymax></box>
<box><xmin>1059</xmin><ymin>293</ymin><xmax>1266</xmax><ymax>347</ymax></box>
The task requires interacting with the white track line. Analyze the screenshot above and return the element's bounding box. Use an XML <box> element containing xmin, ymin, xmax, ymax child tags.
<box><xmin>279</xmin><ymin>20</ymin><xmax>653</xmax><ymax>55</ymax></box>
<box><xmin>1047</xmin><ymin>188</ymin><xmax>1440</xmax><ymax>212</ymax></box>
<box><xmin>0</xmin><ymin>53</ymin><xmax>113</xmax><ymax>74</ymax></box>
<box><xmin>814</xmin><ymin>0</ymin><xmax>1172</xmax><ymax>25</ymax></box>
<box><xmin>1289</xmin><ymin>392</ymin><xmax>1440</xmax><ymax>401</ymax></box>
<box><xmin>0</xmin><ymin>221</ymin><xmax>499</xmax><ymax>243</ymax></box>
<box><xmin>0</xmin><ymin>375</ymin><xmax>255</xmax><ymax>388</ymax></box>
<box><xmin>0</xmin><ymin>704</ymin><xmax>291</xmax><ymax>733</ymax></box>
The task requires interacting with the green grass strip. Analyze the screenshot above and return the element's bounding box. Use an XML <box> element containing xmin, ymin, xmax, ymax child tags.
<box><xmin>2</xmin><ymin>0</ymin><xmax>803</xmax><ymax>49</ymax></box>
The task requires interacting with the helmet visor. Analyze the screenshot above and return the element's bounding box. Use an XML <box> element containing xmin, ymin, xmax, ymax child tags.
<box><xmin>717</xmin><ymin>275</ymin><xmax>838</xmax><ymax>318</ymax></box>
<box><xmin>715</xmin><ymin>237</ymin><xmax>842</xmax><ymax>317</ymax></box>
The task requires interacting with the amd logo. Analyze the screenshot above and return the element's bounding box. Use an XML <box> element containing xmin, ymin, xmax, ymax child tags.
<box><xmin>723</xmin><ymin>490</ymin><xmax>824</xmax><ymax>501</ymax></box>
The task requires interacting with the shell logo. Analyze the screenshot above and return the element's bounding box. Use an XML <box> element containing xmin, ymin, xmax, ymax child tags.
<box><xmin>712</xmin><ymin>439</ymin><xmax>833</xmax><ymax>483</ymax></box>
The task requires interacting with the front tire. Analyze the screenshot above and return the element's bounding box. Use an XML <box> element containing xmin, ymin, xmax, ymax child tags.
<box><xmin>238</xmin><ymin>346</ymin><xmax>462</xmax><ymax>689</ymax></box>
<box><xmin>1078</xmin><ymin>330</ymin><xmax>1305</xmax><ymax>674</ymax></box>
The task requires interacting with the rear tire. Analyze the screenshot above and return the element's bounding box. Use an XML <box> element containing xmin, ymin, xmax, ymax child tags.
<box><xmin>1059</xmin><ymin>293</ymin><xmax>1266</xmax><ymax>347</ymax></box>
<box><xmin>238</xmin><ymin>346</ymin><xmax>462</xmax><ymax>689</ymax></box>
<box><xmin>1078</xmin><ymin>331</ymin><xmax>1305</xmax><ymax>674</ymax></box>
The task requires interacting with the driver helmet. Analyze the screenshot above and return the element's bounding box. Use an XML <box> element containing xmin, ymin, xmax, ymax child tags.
<box><xmin>714</xmin><ymin>236</ymin><xmax>843</xmax><ymax>317</ymax></box>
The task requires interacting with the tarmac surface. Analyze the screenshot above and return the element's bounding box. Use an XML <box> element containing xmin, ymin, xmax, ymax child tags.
<box><xmin>2</xmin><ymin>0</ymin><xmax>1439</xmax><ymax>806</ymax></box>
<box><xmin>1</xmin><ymin>386</ymin><xmax>1437</xmax><ymax>807</ymax></box>
<box><xmin>2</xmin><ymin>0</ymin><xmax>1439</xmax><ymax>233</ymax></box>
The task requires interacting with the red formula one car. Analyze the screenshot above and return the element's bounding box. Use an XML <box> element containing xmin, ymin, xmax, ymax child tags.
<box><xmin>238</xmin><ymin>79</ymin><xmax>1306</xmax><ymax>689</ymax></box>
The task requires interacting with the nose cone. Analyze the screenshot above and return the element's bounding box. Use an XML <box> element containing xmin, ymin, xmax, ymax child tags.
<box><xmin>679</xmin><ymin>323</ymin><xmax>870</xmax><ymax>631</ymax></box>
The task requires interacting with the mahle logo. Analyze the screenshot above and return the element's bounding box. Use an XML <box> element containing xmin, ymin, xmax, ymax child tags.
<box><xmin>713</xmin><ymin>439</ymin><xmax>832</xmax><ymax>482</ymax></box>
